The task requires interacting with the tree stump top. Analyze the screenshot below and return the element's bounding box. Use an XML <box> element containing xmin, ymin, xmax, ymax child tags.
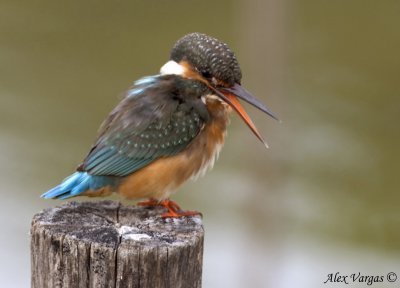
<box><xmin>32</xmin><ymin>200</ymin><xmax>203</xmax><ymax>248</ymax></box>
<box><xmin>31</xmin><ymin>201</ymin><xmax>204</xmax><ymax>288</ymax></box>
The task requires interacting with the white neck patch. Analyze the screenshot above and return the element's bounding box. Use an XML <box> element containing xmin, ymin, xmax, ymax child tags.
<box><xmin>160</xmin><ymin>60</ymin><xmax>185</xmax><ymax>76</ymax></box>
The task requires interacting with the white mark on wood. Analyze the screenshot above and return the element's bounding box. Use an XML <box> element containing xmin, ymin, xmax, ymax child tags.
<box><xmin>119</xmin><ymin>225</ymin><xmax>152</xmax><ymax>240</ymax></box>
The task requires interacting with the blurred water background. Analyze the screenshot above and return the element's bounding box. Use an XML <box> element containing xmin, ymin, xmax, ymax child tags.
<box><xmin>1</xmin><ymin>1</ymin><xmax>399</xmax><ymax>287</ymax></box>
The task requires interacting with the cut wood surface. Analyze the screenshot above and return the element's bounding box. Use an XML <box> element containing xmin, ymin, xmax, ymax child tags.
<box><xmin>31</xmin><ymin>201</ymin><xmax>204</xmax><ymax>288</ymax></box>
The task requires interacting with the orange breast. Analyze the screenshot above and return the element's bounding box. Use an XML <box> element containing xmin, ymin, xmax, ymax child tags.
<box><xmin>117</xmin><ymin>98</ymin><xmax>231</xmax><ymax>200</ymax></box>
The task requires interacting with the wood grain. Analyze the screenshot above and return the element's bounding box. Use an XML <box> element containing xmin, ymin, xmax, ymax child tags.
<box><xmin>31</xmin><ymin>201</ymin><xmax>204</xmax><ymax>288</ymax></box>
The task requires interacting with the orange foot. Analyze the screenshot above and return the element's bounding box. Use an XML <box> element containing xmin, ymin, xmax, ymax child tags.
<box><xmin>137</xmin><ymin>198</ymin><xmax>202</xmax><ymax>218</ymax></box>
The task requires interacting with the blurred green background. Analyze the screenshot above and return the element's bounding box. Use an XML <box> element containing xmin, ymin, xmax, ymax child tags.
<box><xmin>1</xmin><ymin>0</ymin><xmax>399</xmax><ymax>287</ymax></box>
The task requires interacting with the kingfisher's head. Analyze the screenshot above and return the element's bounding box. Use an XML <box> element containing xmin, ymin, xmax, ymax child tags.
<box><xmin>160</xmin><ymin>32</ymin><xmax>278</xmax><ymax>147</ymax></box>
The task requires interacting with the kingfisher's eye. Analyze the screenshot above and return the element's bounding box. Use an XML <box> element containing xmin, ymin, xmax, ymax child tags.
<box><xmin>201</xmin><ymin>71</ymin><xmax>212</xmax><ymax>79</ymax></box>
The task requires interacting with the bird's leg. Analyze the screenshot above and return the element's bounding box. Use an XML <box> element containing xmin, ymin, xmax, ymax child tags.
<box><xmin>137</xmin><ymin>198</ymin><xmax>160</xmax><ymax>207</ymax></box>
<box><xmin>138</xmin><ymin>198</ymin><xmax>202</xmax><ymax>218</ymax></box>
<box><xmin>160</xmin><ymin>199</ymin><xmax>202</xmax><ymax>218</ymax></box>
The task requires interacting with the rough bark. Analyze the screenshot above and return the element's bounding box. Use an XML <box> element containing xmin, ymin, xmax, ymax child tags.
<box><xmin>31</xmin><ymin>201</ymin><xmax>204</xmax><ymax>288</ymax></box>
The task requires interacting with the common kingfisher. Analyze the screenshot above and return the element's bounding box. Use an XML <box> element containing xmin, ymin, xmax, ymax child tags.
<box><xmin>42</xmin><ymin>33</ymin><xmax>278</xmax><ymax>217</ymax></box>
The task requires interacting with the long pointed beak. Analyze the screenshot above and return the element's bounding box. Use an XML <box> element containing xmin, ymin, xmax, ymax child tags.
<box><xmin>208</xmin><ymin>83</ymin><xmax>279</xmax><ymax>148</ymax></box>
<box><xmin>222</xmin><ymin>84</ymin><xmax>279</xmax><ymax>121</ymax></box>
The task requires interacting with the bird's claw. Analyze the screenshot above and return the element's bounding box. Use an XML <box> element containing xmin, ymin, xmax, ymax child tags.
<box><xmin>137</xmin><ymin>198</ymin><xmax>202</xmax><ymax>218</ymax></box>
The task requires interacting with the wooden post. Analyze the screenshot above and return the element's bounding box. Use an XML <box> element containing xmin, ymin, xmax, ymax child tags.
<box><xmin>31</xmin><ymin>201</ymin><xmax>204</xmax><ymax>288</ymax></box>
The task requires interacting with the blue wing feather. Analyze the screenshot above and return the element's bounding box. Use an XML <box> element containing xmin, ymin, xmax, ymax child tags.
<box><xmin>41</xmin><ymin>172</ymin><xmax>118</xmax><ymax>199</ymax></box>
<box><xmin>79</xmin><ymin>75</ymin><xmax>207</xmax><ymax>177</ymax></box>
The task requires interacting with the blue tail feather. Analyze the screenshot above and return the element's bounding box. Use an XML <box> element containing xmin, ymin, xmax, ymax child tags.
<box><xmin>41</xmin><ymin>172</ymin><xmax>117</xmax><ymax>200</ymax></box>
